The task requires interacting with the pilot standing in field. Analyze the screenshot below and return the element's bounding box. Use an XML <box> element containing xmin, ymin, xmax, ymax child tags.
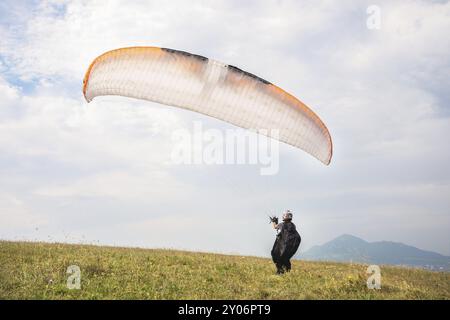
<box><xmin>270</xmin><ymin>210</ymin><xmax>301</xmax><ymax>274</ymax></box>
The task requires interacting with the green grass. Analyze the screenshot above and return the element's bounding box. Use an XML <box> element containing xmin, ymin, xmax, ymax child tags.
<box><xmin>0</xmin><ymin>240</ymin><xmax>448</xmax><ymax>299</ymax></box>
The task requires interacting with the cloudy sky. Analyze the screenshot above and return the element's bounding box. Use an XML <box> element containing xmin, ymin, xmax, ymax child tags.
<box><xmin>0</xmin><ymin>0</ymin><xmax>449</xmax><ymax>257</ymax></box>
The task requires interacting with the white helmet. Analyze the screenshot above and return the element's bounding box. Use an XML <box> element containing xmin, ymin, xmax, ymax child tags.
<box><xmin>282</xmin><ymin>210</ymin><xmax>293</xmax><ymax>221</ymax></box>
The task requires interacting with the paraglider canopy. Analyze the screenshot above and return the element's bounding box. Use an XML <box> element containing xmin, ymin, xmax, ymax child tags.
<box><xmin>83</xmin><ymin>47</ymin><xmax>332</xmax><ymax>165</ymax></box>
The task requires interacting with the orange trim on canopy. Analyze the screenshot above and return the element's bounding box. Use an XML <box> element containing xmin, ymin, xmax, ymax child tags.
<box><xmin>267</xmin><ymin>84</ymin><xmax>332</xmax><ymax>164</ymax></box>
<box><xmin>83</xmin><ymin>47</ymin><xmax>163</xmax><ymax>101</ymax></box>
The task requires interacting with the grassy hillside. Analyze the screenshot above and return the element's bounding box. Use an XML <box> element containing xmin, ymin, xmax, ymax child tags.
<box><xmin>0</xmin><ymin>241</ymin><xmax>448</xmax><ymax>299</ymax></box>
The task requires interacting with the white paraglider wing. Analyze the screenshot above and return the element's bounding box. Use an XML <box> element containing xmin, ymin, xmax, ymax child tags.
<box><xmin>83</xmin><ymin>47</ymin><xmax>332</xmax><ymax>165</ymax></box>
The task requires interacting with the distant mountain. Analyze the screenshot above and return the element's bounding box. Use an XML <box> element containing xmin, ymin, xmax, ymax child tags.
<box><xmin>300</xmin><ymin>234</ymin><xmax>450</xmax><ymax>271</ymax></box>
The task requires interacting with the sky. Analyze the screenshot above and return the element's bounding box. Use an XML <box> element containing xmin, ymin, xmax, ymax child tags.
<box><xmin>0</xmin><ymin>0</ymin><xmax>449</xmax><ymax>257</ymax></box>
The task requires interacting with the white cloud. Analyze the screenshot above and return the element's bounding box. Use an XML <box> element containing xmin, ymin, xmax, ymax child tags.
<box><xmin>0</xmin><ymin>193</ymin><xmax>47</xmax><ymax>229</ymax></box>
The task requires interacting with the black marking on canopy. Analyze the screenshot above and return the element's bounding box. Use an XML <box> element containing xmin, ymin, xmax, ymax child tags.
<box><xmin>227</xmin><ymin>64</ymin><xmax>271</xmax><ymax>85</ymax></box>
<box><xmin>161</xmin><ymin>47</ymin><xmax>208</xmax><ymax>62</ymax></box>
